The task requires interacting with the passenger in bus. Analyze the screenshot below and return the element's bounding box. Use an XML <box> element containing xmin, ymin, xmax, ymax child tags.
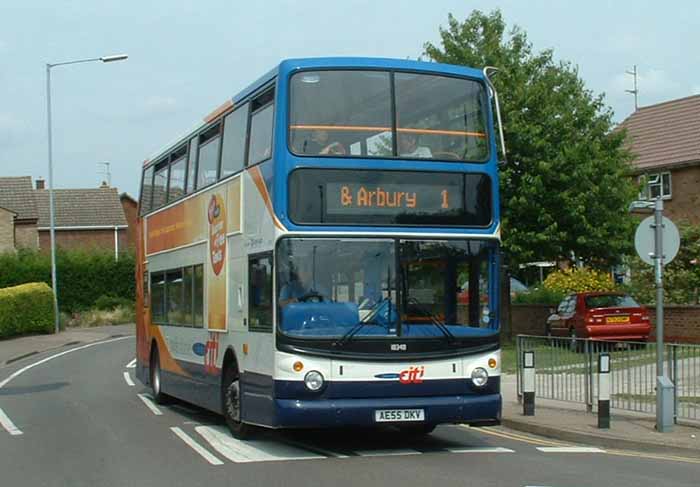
<box><xmin>398</xmin><ymin>132</ymin><xmax>432</xmax><ymax>158</ymax></box>
<box><xmin>279</xmin><ymin>266</ymin><xmax>327</xmax><ymax>306</ymax></box>
<box><xmin>302</xmin><ymin>129</ymin><xmax>346</xmax><ymax>155</ymax></box>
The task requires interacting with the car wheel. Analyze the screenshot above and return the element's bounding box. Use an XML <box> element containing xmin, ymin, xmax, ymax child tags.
<box><xmin>222</xmin><ymin>363</ymin><xmax>254</xmax><ymax>440</ymax></box>
<box><xmin>150</xmin><ymin>347</ymin><xmax>170</xmax><ymax>405</ymax></box>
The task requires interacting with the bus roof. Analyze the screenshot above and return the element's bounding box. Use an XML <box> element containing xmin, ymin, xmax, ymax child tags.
<box><xmin>143</xmin><ymin>57</ymin><xmax>486</xmax><ymax>167</ymax></box>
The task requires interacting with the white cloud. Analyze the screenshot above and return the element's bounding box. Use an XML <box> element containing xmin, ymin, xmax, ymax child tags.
<box><xmin>692</xmin><ymin>85</ymin><xmax>700</xmax><ymax>95</ymax></box>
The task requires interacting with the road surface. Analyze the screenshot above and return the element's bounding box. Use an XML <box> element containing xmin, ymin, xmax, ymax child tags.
<box><xmin>0</xmin><ymin>336</ymin><xmax>697</xmax><ymax>487</ymax></box>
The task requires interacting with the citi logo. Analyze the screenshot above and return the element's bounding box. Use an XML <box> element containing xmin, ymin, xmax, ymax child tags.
<box><xmin>399</xmin><ymin>366</ymin><xmax>425</xmax><ymax>384</ymax></box>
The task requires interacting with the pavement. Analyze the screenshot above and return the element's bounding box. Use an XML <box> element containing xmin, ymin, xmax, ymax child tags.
<box><xmin>500</xmin><ymin>374</ymin><xmax>700</xmax><ymax>458</ymax></box>
<box><xmin>0</xmin><ymin>323</ymin><xmax>135</xmax><ymax>367</ymax></box>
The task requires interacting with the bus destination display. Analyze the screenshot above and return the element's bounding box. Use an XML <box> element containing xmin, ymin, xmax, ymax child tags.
<box><xmin>325</xmin><ymin>182</ymin><xmax>461</xmax><ymax>216</ymax></box>
<box><xmin>289</xmin><ymin>169</ymin><xmax>492</xmax><ymax>227</ymax></box>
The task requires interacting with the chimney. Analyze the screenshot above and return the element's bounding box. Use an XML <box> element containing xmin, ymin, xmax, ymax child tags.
<box><xmin>100</xmin><ymin>180</ymin><xmax>110</xmax><ymax>188</ymax></box>
<box><xmin>36</xmin><ymin>178</ymin><xmax>45</xmax><ymax>190</ymax></box>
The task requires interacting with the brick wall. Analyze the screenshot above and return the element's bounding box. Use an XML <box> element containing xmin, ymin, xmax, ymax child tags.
<box><xmin>664</xmin><ymin>165</ymin><xmax>700</xmax><ymax>225</ymax></box>
<box><xmin>511</xmin><ymin>303</ymin><xmax>700</xmax><ymax>344</ymax></box>
<box><xmin>38</xmin><ymin>228</ymin><xmax>129</xmax><ymax>253</ymax></box>
<box><xmin>14</xmin><ymin>221</ymin><xmax>38</xmax><ymax>249</ymax></box>
<box><xmin>0</xmin><ymin>208</ymin><xmax>14</xmax><ymax>252</ymax></box>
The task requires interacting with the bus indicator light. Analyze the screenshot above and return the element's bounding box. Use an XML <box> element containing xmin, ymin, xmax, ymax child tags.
<box><xmin>293</xmin><ymin>361</ymin><xmax>304</xmax><ymax>372</ymax></box>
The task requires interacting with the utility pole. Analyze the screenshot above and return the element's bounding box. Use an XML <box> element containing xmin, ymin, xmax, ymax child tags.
<box><xmin>626</xmin><ymin>65</ymin><xmax>639</xmax><ymax>111</ymax></box>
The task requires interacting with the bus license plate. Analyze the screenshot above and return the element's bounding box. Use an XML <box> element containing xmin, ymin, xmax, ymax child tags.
<box><xmin>375</xmin><ymin>409</ymin><xmax>424</xmax><ymax>422</ymax></box>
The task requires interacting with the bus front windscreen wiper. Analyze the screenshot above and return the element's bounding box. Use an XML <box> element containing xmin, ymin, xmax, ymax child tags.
<box><xmin>405</xmin><ymin>297</ymin><xmax>455</xmax><ymax>342</ymax></box>
<box><xmin>334</xmin><ymin>298</ymin><xmax>392</xmax><ymax>347</ymax></box>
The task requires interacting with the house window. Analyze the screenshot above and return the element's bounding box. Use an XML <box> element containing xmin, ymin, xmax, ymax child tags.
<box><xmin>639</xmin><ymin>172</ymin><xmax>671</xmax><ymax>200</ymax></box>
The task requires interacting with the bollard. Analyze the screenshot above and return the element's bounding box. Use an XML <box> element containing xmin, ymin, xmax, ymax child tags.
<box><xmin>598</xmin><ymin>353</ymin><xmax>610</xmax><ymax>429</ymax></box>
<box><xmin>522</xmin><ymin>350</ymin><xmax>535</xmax><ymax>416</ymax></box>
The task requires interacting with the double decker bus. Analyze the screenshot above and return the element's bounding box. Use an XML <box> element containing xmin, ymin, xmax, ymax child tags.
<box><xmin>135</xmin><ymin>57</ymin><xmax>505</xmax><ymax>438</ymax></box>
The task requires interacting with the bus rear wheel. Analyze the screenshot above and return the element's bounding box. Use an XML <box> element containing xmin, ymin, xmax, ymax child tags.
<box><xmin>222</xmin><ymin>364</ymin><xmax>254</xmax><ymax>440</ymax></box>
<box><xmin>150</xmin><ymin>347</ymin><xmax>170</xmax><ymax>405</ymax></box>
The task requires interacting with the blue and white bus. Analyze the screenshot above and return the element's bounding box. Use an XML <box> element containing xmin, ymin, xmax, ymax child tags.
<box><xmin>136</xmin><ymin>57</ymin><xmax>505</xmax><ymax>438</ymax></box>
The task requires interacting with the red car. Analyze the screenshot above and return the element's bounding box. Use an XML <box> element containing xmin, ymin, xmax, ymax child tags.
<box><xmin>546</xmin><ymin>292</ymin><xmax>652</xmax><ymax>342</ymax></box>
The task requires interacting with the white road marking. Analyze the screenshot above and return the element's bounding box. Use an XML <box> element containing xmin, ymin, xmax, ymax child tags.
<box><xmin>447</xmin><ymin>447</ymin><xmax>515</xmax><ymax>453</ymax></box>
<box><xmin>171</xmin><ymin>427</ymin><xmax>224</xmax><ymax>465</ymax></box>
<box><xmin>126</xmin><ymin>358</ymin><xmax>137</xmax><ymax>369</ymax></box>
<box><xmin>195</xmin><ymin>425</ymin><xmax>325</xmax><ymax>463</ymax></box>
<box><xmin>355</xmin><ymin>448</ymin><xmax>421</xmax><ymax>457</ymax></box>
<box><xmin>137</xmin><ymin>393</ymin><xmax>163</xmax><ymax>416</ymax></box>
<box><xmin>0</xmin><ymin>408</ymin><xmax>23</xmax><ymax>436</ymax></box>
<box><xmin>123</xmin><ymin>371</ymin><xmax>135</xmax><ymax>387</ymax></box>
<box><xmin>536</xmin><ymin>447</ymin><xmax>605</xmax><ymax>453</ymax></box>
<box><xmin>0</xmin><ymin>336</ymin><xmax>133</xmax><ymax>390</ymax></box>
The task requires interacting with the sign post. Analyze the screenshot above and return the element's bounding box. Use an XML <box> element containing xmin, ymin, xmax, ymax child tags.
<box><xmin>633</xmin><ymin>197</ymin><xmax>679</xmax><ymax>432</ymax></box>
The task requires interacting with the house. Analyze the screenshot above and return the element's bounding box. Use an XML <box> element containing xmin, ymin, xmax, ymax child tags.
<box><xmin>0</xmin><ymin>177</ymin><xmax>135</xmax><ymax>255</ymax></box>
<box><xmin>619</xmin><ymin>94</ymin><xmax>700</xmax><ymax>225</ymax></box>
<box><xmin>0</xmin><ymin>176</ymin><xmax>40</xmax><ymax>250</ymax></box>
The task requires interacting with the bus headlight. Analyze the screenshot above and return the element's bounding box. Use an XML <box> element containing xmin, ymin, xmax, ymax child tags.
<box><xmin>304</xmin><ymin>370</ymin><xmax>324</xmax><ymax>391</ymax></box>
<box><xmin>471</xmin><ymin>367</ymin><xmax>488</xmax><ymax>387</ymax></box>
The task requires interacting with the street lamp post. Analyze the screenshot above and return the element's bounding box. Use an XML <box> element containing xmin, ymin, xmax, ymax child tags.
<box><xmin>45</xmin><ymin>54</ymin><xmax>128</xmax><ymax>334</ymax></box>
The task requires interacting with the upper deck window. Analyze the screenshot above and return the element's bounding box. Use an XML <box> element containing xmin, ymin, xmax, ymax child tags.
<box><xmin>197</xmin><ymin>123</ymin><xmax>221</xmax><ymax>189</ymax></box>
<box><xmin>290</xmin><ymin>71</ymin><xmax>393</xmax><ymax>158</ymax></box>
<box><xmin>289</xmin><ymin>70</ymin><xmax>488</xmax><ymax>162</ymax></box>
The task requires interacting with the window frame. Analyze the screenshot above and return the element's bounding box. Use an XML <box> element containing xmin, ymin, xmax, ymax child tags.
<box><xmin>286</xmin><ymin>68</ymin><xmax>491</xmax><ymax>164</ymax></box>
<box><xmin>149</xmin><ymin>264</ymin><xmax>204</xmax><ymax>328</ymax></box>
<box><xmin>139</xmin><ymin>165</ymin><xmax>155</xmax><ymax>216</ymax></box>
<box><xmin>151</xmin><ymin>158</ymin><xmax>170</xmax><ymax>210</ymax></box>
<box><xmin>196</xmin><ymin>122</ymin><xmax>223</xmax><ymax>190</ymax></box>
<box><xmin>219</xmin><ymin>103</ymin><xmax>251</xmax><ymax>178</ymax></box>
<box><xmin>638</xmin><ymin>171</ymin><xmax>672</xmax><ymax>200</ymax></box>
<box><xmin>166</xmin><ymin>145</ymin><xmax>188</xmax><ymax>203</ymax></box>
<box><xmin>247</xmin><ymin>92</ymin><xmax>275</xmax><ymax>167</ymax></box>
<box><xmin>248</xmin><ymin>251</ymin><xmax>274</xmax><ymax>333</ymax></box>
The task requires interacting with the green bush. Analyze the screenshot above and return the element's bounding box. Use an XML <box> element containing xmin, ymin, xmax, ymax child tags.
<box><xmin>94</xmin><ymin>295</ymin><xmax>134</xmax><ymax>311</ymax></box>
<box><xmin>0</xmin><ymin>282</ymin><xmax>55</xmax><ymax>338</ymax></box>
<box><xmin>0</xmin><ymin>249</ymin><xmax>135</xmax><ymax>313</ymax></box>
<box><xmin>513</xmin><ymin>286</ymin><xmax>565</xmax><ymax>305</ymax></box>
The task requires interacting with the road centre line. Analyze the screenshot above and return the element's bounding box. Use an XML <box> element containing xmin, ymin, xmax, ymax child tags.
<box><xmin>0</xmin><ymin>336</ymin><xmax>133</xmax><ymax>390</ymax></box>
<box><xmin>137</xmin><ymin>393</ymin><xmax>163</xmax><ymax>416</ymax></box>
<box><xmin>447</xmin><ymin>447</ymin><xmax>515</xmax><ymax>453</ymax></box>
<box><xmin>0</xmin><ymin>408</ymin><xmax>23</xmax><ymax>436</ymax></box>
<box><xmin>355</xmin><ymin>449</ymin><xmax>421</xmax><ymax>457</ymax></box>
<box><xmin>123</xmin><ymin>371</ymin><xmax>135</xmax><ymax>387</ymax></box>
<box><xmin>171</xmin><ymin>427</ymin><xmax>224</xmax><ymax>465</ymax></box>
<box><xmin>536</xmin><ymin>447</ymin><xmax>605</xmax><ymax>453</ymax></box>
<box><xmin>126</xmin><ymin>358</ymin><xmax>137</xmax><ymax>368</ymax></box>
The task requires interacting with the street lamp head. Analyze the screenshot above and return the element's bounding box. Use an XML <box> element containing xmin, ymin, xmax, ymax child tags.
<box><xmin>628</xmin><ymin>200</ymin><xmax>654</xmax><ymax>213</ymax></box>
<box><xmin>100</xmin><ymin>54</ymin><xmax>128</xmax><ymax>63</ymax></box>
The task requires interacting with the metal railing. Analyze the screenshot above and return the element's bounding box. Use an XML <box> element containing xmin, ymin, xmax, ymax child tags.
<box><xmin>515</xmin><ymin>334</ymin><xmax>700</xmax><ymax>422</ymax></box>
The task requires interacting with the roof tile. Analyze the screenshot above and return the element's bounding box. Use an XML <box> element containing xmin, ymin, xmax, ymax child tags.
<box><xmin>0</xmin><ymin>176</ymin><xmax>38</xmax><ymax>221</ymax></box>
<box><xmin>35</xmin><ymin>188</ymin><xmax>128</xmax><ymax>228</ymax></box>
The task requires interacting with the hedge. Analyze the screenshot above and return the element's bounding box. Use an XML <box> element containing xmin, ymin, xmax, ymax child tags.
<box><xmin>0</xmin><ymin>249</ymin><xmax>135</xmax><ymax>313</ymax></box>
<box><xmin>0</xmin><ymin>282</ymin><xmax>55</xmax><ymax>338</ymax></box>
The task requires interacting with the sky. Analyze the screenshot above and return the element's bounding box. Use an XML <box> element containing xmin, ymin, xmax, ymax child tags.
<box><xmin>1</xmin><ymin>0</ymin><xmax>698</xmax><ymax>197</ymax></box>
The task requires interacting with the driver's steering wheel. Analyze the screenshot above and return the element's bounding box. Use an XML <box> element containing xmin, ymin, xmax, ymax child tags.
<box><xmin>299</xmin><ymin>292</ymin><xmax>324</xmax><ymax>303</ymax></box>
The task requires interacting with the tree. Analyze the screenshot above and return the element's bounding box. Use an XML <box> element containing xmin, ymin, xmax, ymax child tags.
<box><xmin>424</xmin><ymin>10</ymin><xmax>637</xmax><ymax>268</ymax></box>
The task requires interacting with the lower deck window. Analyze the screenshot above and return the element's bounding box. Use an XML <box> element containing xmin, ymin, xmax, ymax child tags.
<box><xmin>150</xmin><ymin>264</ymin><xmax>204</xmax><ymax>327</ymax></box>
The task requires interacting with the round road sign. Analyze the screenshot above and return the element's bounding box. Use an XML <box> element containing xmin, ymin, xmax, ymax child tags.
<box><xmin>634</xmin><ymin>216</ymin><xmax>680</xmax><ymax>266</ymax></box>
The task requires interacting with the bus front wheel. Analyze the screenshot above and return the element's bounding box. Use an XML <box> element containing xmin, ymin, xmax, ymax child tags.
<box><xmin>222</xmin><ymin>364</ymin><xmax>254</xmax><ymax>439</ymax></box>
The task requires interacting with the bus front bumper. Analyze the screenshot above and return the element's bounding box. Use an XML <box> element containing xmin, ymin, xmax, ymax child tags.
<box><xmin>273</xmin><ymin>393</ymin><xmax>501</xmax><ymax>428</ymax></box>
